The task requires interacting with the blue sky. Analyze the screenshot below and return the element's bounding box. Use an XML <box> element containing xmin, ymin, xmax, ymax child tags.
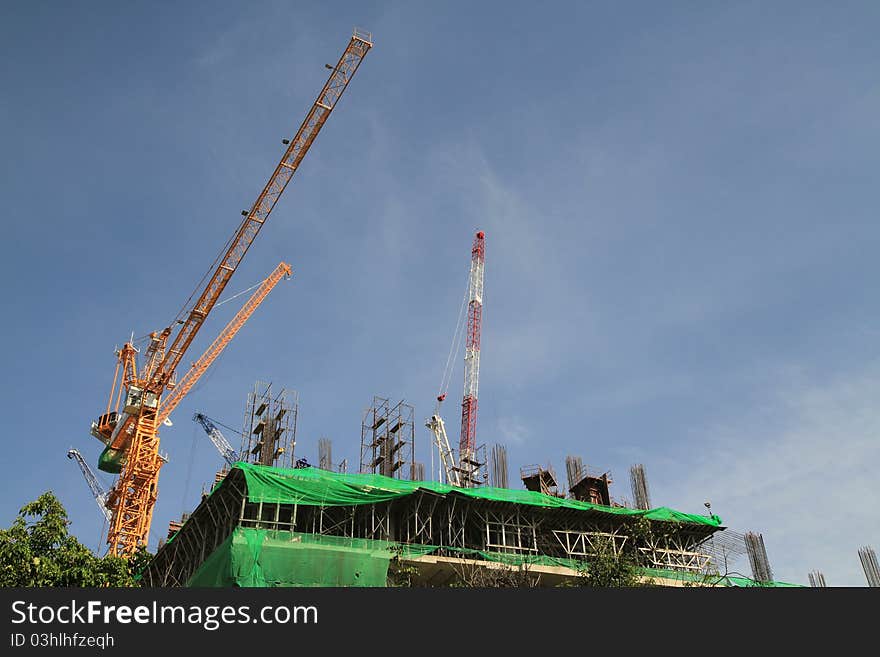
<box><xmin>1</xmin><ymin>1</ymin><xmax>878</xmax><ymax>586</ymax></box>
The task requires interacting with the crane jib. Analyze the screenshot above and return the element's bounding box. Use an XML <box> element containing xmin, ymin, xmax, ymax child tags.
<box><xmin>153</xmin><ymin>34</ymin><xmax>372</xmax><ymax>388</ymax></box>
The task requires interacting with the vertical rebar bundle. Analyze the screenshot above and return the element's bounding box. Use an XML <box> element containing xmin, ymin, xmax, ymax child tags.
<box><xmin>808</xmin><ymin>571</ymin><xmax>827</xmax><ymax>587</ymax></box>
<box><xmin>318</xmin><ymin>438</ymin><xmax>333</xmax><ymax>471</ymax></box>
<box><xmin>411</xmin><ymin>462</ymin><xmax>425</xmax><ymax>482</ymax></box>
<box><xmin>859</xmin><ymin>546</ymin><xmax>880</xmax><ymax>587</ymax></box>
<box><xmin>565</xmin><ymin>455</ymin><xmax>584</xmax><ymax>490</ymax></box>
<box><xmin>629</xmin><ymin>464</ymin><xmax>652</xmax><ymax>510</ymax></box>
<box><xmin>744</xmin><ymin>532</ymin><xmax>773</xmax><ymax>583</ymax></box>
<box><xmin>489</xmin><ymin>444</ymin><xmax>509</xmax><ymax>488</ymax></box>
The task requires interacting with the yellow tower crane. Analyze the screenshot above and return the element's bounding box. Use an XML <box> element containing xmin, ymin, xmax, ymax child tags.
<box><xmin>89</xmin><ymin>29</ymin><xmax>372</xmax><ymax>557</ymax></box>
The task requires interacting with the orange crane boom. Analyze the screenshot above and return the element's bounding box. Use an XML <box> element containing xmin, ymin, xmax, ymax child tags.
<box><xmin>89</xmin><ymin>29</ymin><xmax>372</xmax><ymax>557</ymax></box>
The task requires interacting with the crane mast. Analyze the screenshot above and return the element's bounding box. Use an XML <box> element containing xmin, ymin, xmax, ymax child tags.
<box><xmin>90</xmin><ymin>27</ymin><xmax>372</xmax><ymax>558</ymax></box>
<box><xmin>193</xmin><ymin>413</ymin><xmax>239</xmax><ymax>466</ymax></box>
<box><xmin>67</xmin><ymin>449</ymin><xmax>111</xmax><ymax>523</ymax></box>
<box><xmin>459</xmin><ymin>231</ymin><xmax>485</xmax><ymax>487</ymax></box>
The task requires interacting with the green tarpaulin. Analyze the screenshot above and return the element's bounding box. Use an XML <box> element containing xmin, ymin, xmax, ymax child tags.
<box><xmin>235</xmin><ymin>462</ymin><xmax>723</xmax><ymax>527</ymax></box>
<box><xmin>187</xmin><ymin>527</ymin><xmax>801</xmax><ymax>587</ymax></box>
<box><xmin>187</xmin><ymin>528</ymin><xmax>432</xmax><ymax>587</ymax></box>
<box><xmin>181</xmin><ymin>464</ymin><xmax>804</xmax><ymax>587</ymax></box>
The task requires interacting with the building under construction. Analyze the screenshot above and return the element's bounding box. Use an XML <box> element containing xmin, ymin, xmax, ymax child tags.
<box><xmin>141</xmin><ymin>461</ymin><xmax>798</xmax><ymax>587</ymax></box>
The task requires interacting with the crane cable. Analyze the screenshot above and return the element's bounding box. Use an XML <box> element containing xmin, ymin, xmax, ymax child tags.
<box><xmin>127</xmin><ymin>237</ymin><xmax>251</xmax><ymax>350</ymax></box>
<box><xmin>435</xmin><ymin>269</ymin><xmax>470</xmax><ymax>414</ymax></box>
<box><xmin>180</xmin><ymin>422</ymin><xmax>200</xmax><ymax>516</ymax></box>
<box><xmin>214</xmin><ymin>277</ymin><xmax>266</xmax><ymax>308</ymax></box>
<box><xmin>169</xmin><ymin>272</ymin><xmax>273</xmax><ymax>400</ymax></box>
<box><xmin>169</xmin><ymin>219</ymin><xmax>242</xmax><ymax>328</ymax></box>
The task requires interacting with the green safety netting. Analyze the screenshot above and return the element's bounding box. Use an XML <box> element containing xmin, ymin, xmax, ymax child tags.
<box><xmin>186</xmin><ymin>527</ymin><xmax>801</xmax><ymax>587</ymax></box>
<box><xmin>187</xmin><ymin>528</ymin><xmax>432</xmax><ymax>587</ymax></box>
<box><xmin>234</xmin><ymin>462</ymin><xmax>723</xmax><ymax>527</ymax></box>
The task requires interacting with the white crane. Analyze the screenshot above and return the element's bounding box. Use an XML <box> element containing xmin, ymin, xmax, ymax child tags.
<box><xmin>427</xmin><ymin>231</ymin><xmax>486</xmax><ymax>487</ymax></box>
<box><xmin>426</xmin><ymin>404</ymin><xmax>460</xmax><ymax>486</ymax></box>
<box><xmin>67</xmin><ymin>449</ymin><xmax>112</xmax><ymax>523</ymax></box>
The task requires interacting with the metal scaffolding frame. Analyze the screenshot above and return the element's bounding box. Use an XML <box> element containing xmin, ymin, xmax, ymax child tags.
<box><xmin>240</xmin><ymin>381</ymin><xmax>297</xmax><ymax>468</ymax></box>
<box><xmin>359</xmin><ymin>396</ymin><xmax>415</xmax><ymax>479</ymax></box>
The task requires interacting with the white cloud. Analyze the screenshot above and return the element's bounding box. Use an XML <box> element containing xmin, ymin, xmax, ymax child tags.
<box><xmin>665</xmin><ymin>361</ymin><xmax>880</xmax><ymax>586</ymax></box>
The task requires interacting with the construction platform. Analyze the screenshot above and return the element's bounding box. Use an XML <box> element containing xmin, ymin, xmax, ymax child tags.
<box><xmin>141</xmin><ymin>463</ymin><xmax>796</xmax><ymax>587</ymax></box>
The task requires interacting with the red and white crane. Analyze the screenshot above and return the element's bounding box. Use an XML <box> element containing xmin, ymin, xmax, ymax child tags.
<box><xmin>427</xmin><ymin>231</ymin><xmax>486</xmax><ymax>487</ymax></box>
<box><xmin>458</xmin><ymin>231</ymin><xmax>485</xmax><ymax>486</ymax></box>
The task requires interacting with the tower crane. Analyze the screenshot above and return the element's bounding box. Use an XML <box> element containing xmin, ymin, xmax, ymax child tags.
<box><xmin>426</xmin><ymin>231</ymin><xmax>485</xmax><ymax>487</ymax></box>
<box><xmin>67</xmin><ymin>449</ymin><xmax>112</xmax><ymax>523</ymax></box>
<box><xmin>192</xmin><ymin>413</ymin><xmax>239</xmax><ymax>467</ymax></box>
<box><xmin>459</xmin><ymin>230</ymin><xmax>485</xmax><ymax>487</ymax></box>
<box><xmin>87</xmin><ymin>26</ymin><xmax>371</xmax><ymax>559</ymax></box>
<box><xmin>97</xmin><ymin>260</ymin><xmax>292</xmax><ymax>555</ymax></box>
<box><xmin>91</xmin><ymin>32</ymin><xmax>371</xmax><ymax>557</ymax></box>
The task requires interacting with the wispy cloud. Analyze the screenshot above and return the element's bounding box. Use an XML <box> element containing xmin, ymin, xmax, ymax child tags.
<box><xmin>496</xmin><ymin>415</ymin><xmax>529</xmax><ymax>446</ymax></box>
<box><xmin>665</xmin><ymin>361</ymin><xmax>880</xmax><ymax>586</ymax></box>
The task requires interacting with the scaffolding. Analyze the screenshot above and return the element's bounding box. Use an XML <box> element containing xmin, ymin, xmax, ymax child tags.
<box><xmin>359</xmin><ymin>397</ymin><xmax>415</xmax><ymax>479</ymax></box>
<box><xmin>456</xmin><ymin>443</ymin><xmax>488</xmax><ymax>487</ymax></box>
<box><xmin>240</xmin><ymin>381</ymin><xmax>297</xmax><ymax>469</ymax></box>
<box><xmin>521</xmin><ymin>464</ymin><xmax>561</xmax><ymax>497</ymax></box>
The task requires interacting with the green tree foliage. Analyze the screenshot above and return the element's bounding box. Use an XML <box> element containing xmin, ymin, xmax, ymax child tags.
<box><xmin>573</xmin><ymin>535</ymin><xmax>642</xmax><ymax>587</ymax></box>
<box><xmin>386</xmin><ymin>545</ymin><xmax>420</xmax><ymax>587</ymax></box>
<box><xmin>573</xmin><ymin>518</ymin><xmax>658</xmax><ymax>587</ymax></box>
<box><xmin>0</xmin><ymin>491</ymin><xmax>150</xmax><ymax>587</ymax></box>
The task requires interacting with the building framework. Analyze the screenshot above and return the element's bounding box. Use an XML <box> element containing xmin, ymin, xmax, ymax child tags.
<box><xmin>143</xmin><ymin>465</ymin><xmax>729</xmax><ymax>587</ymax></box>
